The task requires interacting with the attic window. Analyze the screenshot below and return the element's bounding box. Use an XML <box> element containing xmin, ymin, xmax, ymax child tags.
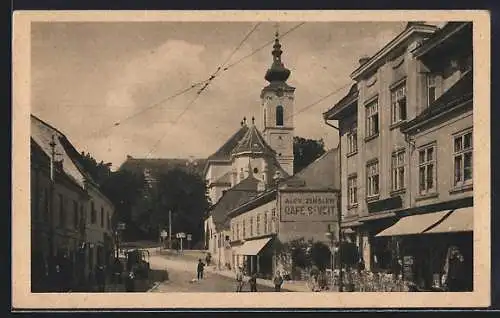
<box><xmin>253</xmin><ymin>143</ymin><xmax>259</xmax><ymax>149</ymax></box>
<box><xmin>253</xmin><ymin>168</ymin><xmax>259</xmax><ymax>174</ymax></box>
<box><xmin>278</xmin><ymin>153</ymin><xmax>282</xmax><ymax>157</ymax></box>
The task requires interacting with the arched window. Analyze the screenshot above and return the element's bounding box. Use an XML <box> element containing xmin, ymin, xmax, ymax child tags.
<box><xmin>276</xmin><ymin>105</ymin><xmax>284</xmax><ymax>126</ymax></box>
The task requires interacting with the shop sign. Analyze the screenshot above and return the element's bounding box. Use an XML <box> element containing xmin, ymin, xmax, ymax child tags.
<box><xmin>280</xmin><ymin>191</ymin><xmax>337</xmax><ymax>222</ymax></box>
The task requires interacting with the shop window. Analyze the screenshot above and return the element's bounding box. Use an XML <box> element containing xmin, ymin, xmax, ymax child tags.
<box><xmin>365</xmin><ymin>98</ymin><xmax>379</xmax><ymax>138</ymax></box>
<box><xmin>347</xmin><ymin>122</ymin><xmax>358</xmax><ymax>155</ymax></box>
<box><xmin>453</xmin><ymin>130</ymin><xmax>473</xmax><ymax>187</ymax></box>
<box><xmin>427</xmin><ymin>75</ymin><xmax>437</xmax><ymax>106</ymax></box>
<box><xmin>390</xmin><ymin>82</ymin><xmax>407</xmax><ymax>124</ymax></box>
<box><xmin>276</xmin><ymin>105</ymin><xmax>284</xmax><ymax>126</ymax></box>
<box><xmin>418</xmin><ymin>144</ymin><xmax>437</xmax><ymax>195</ymax></box>
<box><xmin>366</xmin><ymin>160</ymin><xmax>379</xmax><ymax>198</ymax></box>
<box><xmin>347</xmin><ymin>175</ymin><xmax>358</xmax><ymax>207</ymax></box>
<box><xmin>391</xmin><ymin>150</ymin><xmax>406</xmax><ymax>192</ymax></box>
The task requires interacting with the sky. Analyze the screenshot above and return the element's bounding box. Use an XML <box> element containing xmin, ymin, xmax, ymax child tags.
<box><xmin>31</xmin><ymin>21</ymin><xmax>439</xmax><ymax>170</ymax></box>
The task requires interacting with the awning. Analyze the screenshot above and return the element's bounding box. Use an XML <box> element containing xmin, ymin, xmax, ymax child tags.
<box><xmin>424</xmin><ymin>207</ymin><xmax>473</xmax><ymax>234</ymax></box>
<box><xmin>376</xmin><ymin>210</ymin><xmax>452</xmax><ymax>237</ymax></box>
<box><xmin>235</xmin><ymin>237</ymin><xmax>272</xmax><ymax>256</ymax></box>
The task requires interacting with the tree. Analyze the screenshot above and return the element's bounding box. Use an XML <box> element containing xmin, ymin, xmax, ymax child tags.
<box><xmin>293</xmin><ymin>136</ymin><xmax>326</xmax><ymax>174</ymax></box>
<box><xmin>144</xmin><ymin>168</ymin><xmax>211</xmax><ymax>247</ymax></box>
<box><xmin>310</xmin><ymin>241</ymin><xmax>331</xmax><ymax>271</ymax></box>
<box><xmin>99</xmin><ymin>170</ymin><xmax>146</xmax><ymax>240</ymax></box>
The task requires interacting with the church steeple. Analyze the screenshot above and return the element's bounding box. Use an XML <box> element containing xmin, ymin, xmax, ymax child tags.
<box><xmin>264</xmin><ymin>30</ymin><xmax>291</xmax><ymax>83</ymax></box>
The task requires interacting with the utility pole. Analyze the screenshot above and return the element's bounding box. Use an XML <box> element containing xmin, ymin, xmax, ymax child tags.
<box><xmin>168</xmin><ymin>210</ymin><xmax>172</xmax><ymax>250</ymax></box>
<box><xmin>48</xmin><ymin>135</ymin><xmax>56</xmax><ymax>274</ymax></box>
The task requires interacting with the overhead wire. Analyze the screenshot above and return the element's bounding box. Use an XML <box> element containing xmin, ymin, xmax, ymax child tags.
<box><xmin>143</xmin><ymin>22</ymin><xmax>265</xmax><ymax>158</ymax></box>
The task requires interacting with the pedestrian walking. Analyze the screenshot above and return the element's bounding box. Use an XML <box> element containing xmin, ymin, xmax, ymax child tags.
<box><xmin>235</xmin><ymin>266</ymin><xmax>245</xmax><ymax>292</ymax></box>
<box><xmin>443</xmin><ymin>246</ymin><xmax>466</xmax><ymax>292</ymax></box>
<box><xmin>249</xmin><ymin>272</ymin><xmax>258</xmax><ymax>292</ymax></box>
<box><xmin>273</xmin><ymin>271</ymin><xmax>284</xmax><ymax>292</ymax></box>
<box><xmin>197</xmin><ymin>259</ymin><xmax>205</xmax><ymax>280</ymax></box>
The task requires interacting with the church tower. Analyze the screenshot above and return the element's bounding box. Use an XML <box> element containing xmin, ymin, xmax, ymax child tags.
<box><xmin>260</xmin><ymin>30</ymin><xmax>295</xmax><ymax>176</ymax></box>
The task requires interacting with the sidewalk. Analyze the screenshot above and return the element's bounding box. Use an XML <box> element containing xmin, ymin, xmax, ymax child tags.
<box><xmin>205</xmin><ymin>265</ymin><xmax>312</xmax><ymax>292</ymax></box>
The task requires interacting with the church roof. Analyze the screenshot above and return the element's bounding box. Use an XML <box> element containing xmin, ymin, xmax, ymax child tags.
<box><xmin>210</xmin><ymin>175</ymin><xmax>261</xmax><ymax>230</ymax></box>
<box><xmin>231</xmin><ymin>124</ymin><xmax>276</xmax><ymax>157</ymax></box>
<box><xmin>207</xmin><ymin>125</ymin><xmax>249</xmax><ymax>162</ymax></box>
<box><xmin>280</xmin><ymin>147</ymin><xmax>340</xmax><ymax>191</ymax></box>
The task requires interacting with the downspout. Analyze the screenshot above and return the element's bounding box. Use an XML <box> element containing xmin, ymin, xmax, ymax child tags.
<box><xmin>324</xmin><ymin>118</ymin><xmax>343</xmax><ymax>292</ymax></box>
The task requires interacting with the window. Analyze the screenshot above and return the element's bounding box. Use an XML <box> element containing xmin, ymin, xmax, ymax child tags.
<box><xmin>347</xmin><ymin>175</ymin><xmax>358</xmax><ymax>207</ymax></box>
<box><xmin>365</xmin><ymin>99</ymin><xmax>379</xmax><ymax>138</ymax></box>
<box><xmin>59</xmin><ymin>194</ymin><xmax>65</xmax><ymax>227</ymax></box>
<box><xmin>391</xmin><ymin>82</ymin><xmax>407</xmax><ymax>124</ymax></box>
<box><xmin>427</xmin><ymin>75</ymin><xmax>437</xmax><ymax>105</ymax></box>
<box><xmin>264</xmin><ymin>109</ymin><xmax>267</xmax><ymax>126</ymax></box>
<box><xmin>256</xmin><ymin>214</ymin><xmax>260</xmax><ymax>235</ymax></box>
<box><xmin>418</xmin><ymin>144</ymin><xmax>437</xmax><ymax>195</ymax></box>
<box><xmin>366</xmin><ymin>161</ymin><xmax>379</xmax><ymax>198</ymax></box>
<box><xmin>239</xmin><ymin>168</ymin><xmax>244</xmax><ymax>180</ymax></box>
<box><xmin>73</xmin><ymin>200</ymin><xmax>78</xmax><ymax>229</ymax></box>
<box><xmin>91</xmin><ymin>201</ymin><xmax>96</xmax><ymax>224</ymax></box>
<box><xmin>100</xmin><ymin>207</ymin><xmax>104</xmax><ymax>227</ymax></box>
<box><xmin>264</xmin><ymin>212</ymin><xmax>268</xmax><ymax>234</ymax></box>
<box><xmin>242</xmin><ymin>219</ymin><xmax>246</xmax><ymax>238</ymax></box>
<box><xmin>453</xmin><ymin>130</ymin><xmax>473</xmax><ymax>186</ymax></box>
<box><xmin>250</xmin><ymin>217</ymin><xmax>254</xmax><ymax>236</ymax></box>
<box><xmin>276</xmin><ymin>105</ymin><xmax>284</xmax><ymax>126</ymax></box>
<box><xmin>391</xmin><ymin>150</ymin><xmax>406</xmax><ymax>191</ymax></box>
<box><xmin>347</xmin><ymin>122</ymin><xmax>358</xmax><ymax>154</ymax></box>
<box><xmin>236</xmin><ymin>223</ymin><xmax>239</xmax><ymax>240</ymax></box>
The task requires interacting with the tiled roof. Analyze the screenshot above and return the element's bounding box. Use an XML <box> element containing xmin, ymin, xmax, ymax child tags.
<box><xmin>401</xmin><ymin>69</ymin><xmax>472</xmax><ymax>133</ymax></box>
<box><xmin>231</xmin><ymin>125</ymin><xmax>276</xmax><ymax>156</ymax></box>
<box><xmin>31</xmin><ymin>115</ymin><xmax>88</xmax><ymax>189</ymax></box>
<box><xmin>118</xmin><ymin>156</ymin><xmax>207</xmax><ymax>177</ymax></box>
<box><xmin>207</xmin><ymin>125</ymin><xmax>249</xmax><ymax>162</ymax></box>
<box><xmin>210</xmin><ymin>175</ymin><xmax>260</xmax><ymax>230</ymax></box>
<box><xmin>280</xmin><ymin>147</ymin><xmax>340</xmax><ymax>191</ymax></box>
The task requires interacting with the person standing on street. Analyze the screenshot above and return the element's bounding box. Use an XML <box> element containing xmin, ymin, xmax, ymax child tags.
<box><xmin>95</xmin><ymin>264</ymin><xmax>106</xmax><ymax>292</ymax></box>
<box><xmin>197</xmin><ymin>259</ymin><xmax>205</xmax><ymax>280</ymax></box>
<box><xmin>443</xmin><ymin>246</ymin><xmax>466</xmax><ymax>292</ymax></box>
<box><xmin>249</xmin><ymin>272</ymin><xmax>258</xmax><ymax>292</ymax></box>
<box><xmin>205</xmin><ymin>253</ymin><xmax>212</xmax><ymax>267</ymax></box>
<box><xmin>125</xmin><ymin>267</ymin><xmax>135</xmax><ymax>292</ymax></box>
<box><xmin>235</xmin><ymin>266</ymin><xmax>245</xmax><ymax>292</ymax></box>
<box><xmin>273</xmin><ymin>271</ymin><xmax>284</xmax><ymax>292</ymax></box>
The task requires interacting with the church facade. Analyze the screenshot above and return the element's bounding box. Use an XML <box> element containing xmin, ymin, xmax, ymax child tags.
<box><xmin>203</xmin><ymin>31</ymin><xmax>296</xmax><ymax>269</ymax></box>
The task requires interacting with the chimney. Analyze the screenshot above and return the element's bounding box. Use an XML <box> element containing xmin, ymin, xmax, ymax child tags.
<box><xmin>358</xmin><ymin>55</ymin><xmax>370</xmax><ymax>66</ymax></box>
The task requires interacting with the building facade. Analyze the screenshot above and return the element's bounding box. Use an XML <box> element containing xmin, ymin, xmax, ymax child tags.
<box><xmin>31</xmin><ymin>115</ymin><xmax>116</xmax><ymax>291</ymax></box>
<box><xmin>203</xmin><ymin>31</ymin><xmax>296</xmax><ymax>265</ymax></box>
<box><xmin>228</xmin><ymin>148</ymin><xmax>340</xmax><ymax>279</ymax></box>
<box><xmin>323</xmin><ymin>22</ymin><xmax>473</xmax><ymax>291</ymax></box>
